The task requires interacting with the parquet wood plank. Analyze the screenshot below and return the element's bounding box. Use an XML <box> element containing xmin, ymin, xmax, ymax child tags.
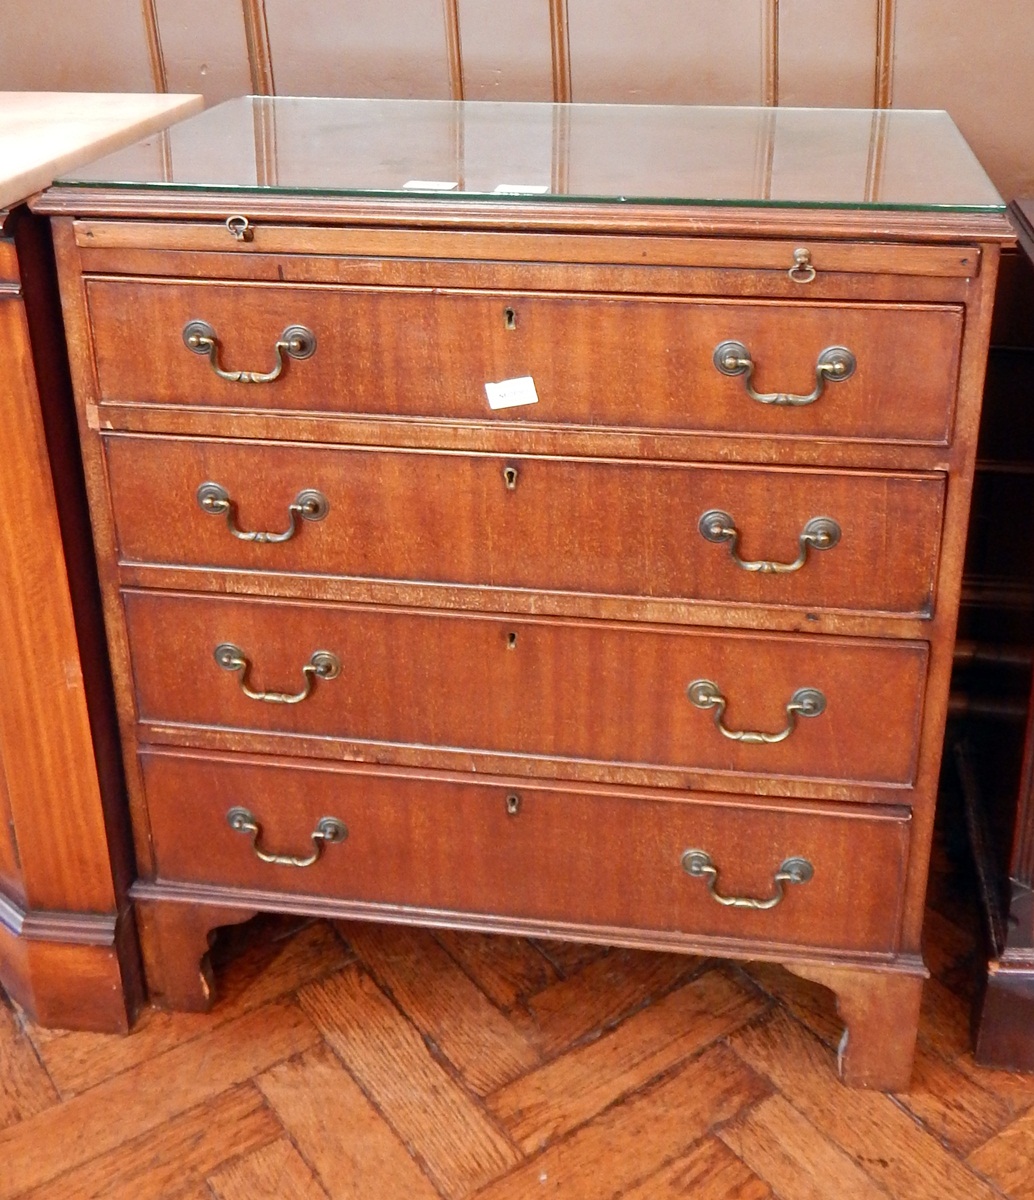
<box><xmin>619</xmin><ymin>1136</ymin><xmax>775</xmax><ymax>1200</ymax></box>
<box><xmin>0</xmin><ymin>1000</ymin><xmax>319</xmax><ymax>1199</ymax></box>
<box><xmin>516</xmin><ymin>947</ymin><xmax>702</xmax><ymax>1057</ymax></box>
<box><xmin>0</xmin><ymin>998</ymin><xmax>57</xmax><ymax>1129</ymax></box>
<box><xmin>894</xmin><ymin>1042</ymin><xmax>1015</xmax><ymax>1156</ymax></box>
<box><xmin>17</xmin><ymin>1083</ymin><xmax>280</xmax><ymax>1200</ymax></box>
<box><xmin>255</xmin><ymin>1042</ymin><xmax>441</xmax><ymax>1200</ymax></box>
<box><xmin>922</xmin><ymin>909</ymin><xmax>978</xmax><ymax>984</ymax></box>
<box><xmin>207</xmin><ymin>1136</ymin><xmax>332</xmax><ymax>1200</ymax></box>
<box><xmin>27</xmin><ymin>919</ymin><xmax>350</xmax><ymax>1097</ymax></box>
<box><xmin>739</xmin><ymin>961</ymin><xmax>843</xmax><ymax>1047</ymax></box>
<box><xmin>530</xmin><ymin>939</ymin><xmax>610</xmax><ymax>978</ymax></box>
<box><xmin>471</xmin><ymin>1043</ymin><xmax>769</xmax><ymax>1200</ymax></box>
<box><xmin>488</xmin><ymin>966</ymin><xmax>767</xmax><ymax>1153</ymax></box>
<box><xmin>338</xmin><ymin>922</ymin><xmax>540</xmax><ymax>1093</ymax></box>
<box><xmin>918</xmin><ymin>975</ymin><xmax>1034</xmax><ymax>1111</ymax></box>
<box><xmin>433</xmin><ymin>930</ymin><xmax>559</xmax><ymax>1010</ymax></box>
<box><xmin>298</xmin><ymin>964</ymin><xmax>520</xmax><ymax>1200</ymax></box>
<box><xmin>718</xmin><ymin>1093</ymin><xmax>893</xmax><ymax>1200</ymax></box>
<box><xmin>967</xmin><ymin>1104</ymin><xmax>1034</xmax><ymax>1199</ymax></box>
<box><xmin>728</xmin><ymin>1010</ymin><xmax>1003</xmax><ymax>1200</ymax></box>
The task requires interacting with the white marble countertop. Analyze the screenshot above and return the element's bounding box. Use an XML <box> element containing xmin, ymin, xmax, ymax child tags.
<box><xmin>0</xmin><ymin>91</ymin><xmax>203</xmax><ymax>211</ymax></box>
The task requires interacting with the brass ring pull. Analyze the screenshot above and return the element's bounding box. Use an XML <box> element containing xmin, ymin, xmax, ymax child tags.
<box><xmin>214</xmin><ymin>643</ymin><xmax>341</xmax><ymax>705</ymax></box>
<box><xmin>713</xmin><ymin>340</ymin><xmax>855</xmax><ymax>406</ymax></box>
<box><xmin>681</xmin><ymin>849</ymin><xmax>813</xmax><ymax>909</ymax></box>
<box><xmin>225</xmin><ymin>214</ymin><xmax>253</xmax><ymax>242</ymax></box>
<box><xmin>788</xmin><ymin>247</ymin><xmax>816</xmax><ymax>283</ymax></box>
<box><xmin>183</xmin><ymin>320</ymin><xmax>316</xmax><ymax>384</ymax></box>
<box><xmin>687</xmin><ymin>679</ymin><xmax>826</xmax><ymax>744</ymax></box>
<box><xmin>197</xmin><ymin>482</ymin><xmax>330</xmax><ymax>543</ymax></box>
<box><xmin>227</xmin><ymin>806</ymin><xmax>347</xmax><ymax>867</ymax></box>
<box><xmin>698</xmin><ymin>509</ymin><xmax>840</xmax><ymax>573</ymax></box>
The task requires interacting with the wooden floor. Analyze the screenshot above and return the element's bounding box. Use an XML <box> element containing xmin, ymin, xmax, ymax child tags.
<box><xmin>2</xmin><ymin>812</ymin><xmax>1034</xmax><ymax>1199</ymax></box>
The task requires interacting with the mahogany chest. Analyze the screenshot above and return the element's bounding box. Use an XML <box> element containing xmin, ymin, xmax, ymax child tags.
<box><xmin>37</xmin><ymin>98</ymin><xmax>1011</xmax><ymax>1087</ymax></box>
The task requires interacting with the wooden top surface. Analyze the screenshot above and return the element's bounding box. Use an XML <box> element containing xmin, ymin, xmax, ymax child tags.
<box><xmin>0</xmin><ymin>92</ymin><xmax>203</xmax><ymax>212</ymax></box>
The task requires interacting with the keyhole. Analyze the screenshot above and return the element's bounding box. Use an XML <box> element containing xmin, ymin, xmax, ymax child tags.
<box><xmin>507</xmin><ymin>631</ymin><xmax>518</xmax><ymax>649</ymax></box>
<box><xmin>506</xmin><ymin>792</ymin><xmax>521</xmax><ymax>815</ymax></box>
<box><xmin>504</xmin><ymin>307</ymin><xmax>517</xmax><ymax>330</ymax></box>
<box><xmin>503</xmin><ymin>465</ymin><xmax>518</xmax><ymax>490</ymax></box>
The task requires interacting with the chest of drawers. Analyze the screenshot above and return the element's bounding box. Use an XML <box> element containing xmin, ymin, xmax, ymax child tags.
<box><xmin>37</xmin><ymin>98</ymin><xmax>1011</xmax><ymax>1087</ymax></box>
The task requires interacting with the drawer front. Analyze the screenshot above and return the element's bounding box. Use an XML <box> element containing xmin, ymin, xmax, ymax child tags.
<box><xmin>86</xmin><ymin>279</ymin><xmax>962</xmax><ymax>443</ymax></box>
<box><xmin>123</xmin><ymin>591</ymin><xmax>927</xmax><ymax>788</ymax></box>
<box><xmin>141</xmin><ymin>749</ymin><xmax>911</xmax><ymax>955</ymax></box>
<box><xmin>105</xmin><ymin>434</ymin><xmax>945</xmax><ymax>617</ymax></box>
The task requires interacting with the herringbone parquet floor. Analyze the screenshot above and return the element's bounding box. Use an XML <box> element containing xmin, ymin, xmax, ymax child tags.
<box><xmin>2</xmin><ymin>819</ymin><xmax>1033</xmax><ymax>1199</ymax></box>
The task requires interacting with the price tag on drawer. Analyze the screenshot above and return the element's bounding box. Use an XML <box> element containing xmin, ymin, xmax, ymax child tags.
<box><xmin>485</xmin><ymin>376</ymin><xmax>539</xmax><ymax>410</ymax></box>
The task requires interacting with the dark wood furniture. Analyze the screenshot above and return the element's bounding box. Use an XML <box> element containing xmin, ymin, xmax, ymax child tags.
<box><xmin>967</xmin><ymin>198</ymin><xmax>1034</xmax><ymax>1070</ymax></box>
<box><xmin>37</xmin><ymin>98</ymin><xmax>1011</xmax><ymax>1086</ymax></box>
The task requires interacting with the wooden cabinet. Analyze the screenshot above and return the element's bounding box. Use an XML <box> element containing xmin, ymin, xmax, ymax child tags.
<box><xmin>969</xmin><ymin>198</ymin><xmax>1034</xmax><ymax>1070</ymax></box>
<box><xmin>37</xmin><ymin>98</ymin><xmax>1012</xmax><ymax>1086</ymax></box>
<box><xmin>0</xmin><ymin>88</ymin><xmax>202</xmax><ymax>1030</ymax></box>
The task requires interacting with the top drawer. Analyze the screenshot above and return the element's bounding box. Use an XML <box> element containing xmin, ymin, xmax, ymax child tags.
<box><xmin>84</xmin><ymin>278</ymin><xmax>963</xmax><ymax>444</ymax></box>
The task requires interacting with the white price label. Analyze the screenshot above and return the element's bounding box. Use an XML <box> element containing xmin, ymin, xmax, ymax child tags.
<box><xmin>402</xmin><ymin>179</ymin><xmax>458</xmax><ymax>191</ymax></box>
<box><xmin>485</xmin><ymin>376</ymin><xmax>540</xmax><ymax>410</ymax></box>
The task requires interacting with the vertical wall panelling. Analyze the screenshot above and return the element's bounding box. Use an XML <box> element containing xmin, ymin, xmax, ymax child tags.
<box><xmin>762</xmin><ymin>0</ymin><xmax>779</xmax><ymax>106</ymax></box>
<box><xmin>0</xmin><ymin>0</ymin><xmax>154</xmax><ymax>92</ymax></box>
<box><xmin>153</xmin><ymin>0</ymin><xmax>253</xmax><ymax>104</ymax></box>
<box><xmin>550</xmin><ymin>0</ymin><xmax>572</xmax><ymax>103</ymax></box>
<box><xmin>443</xmin><ymin>0</ymin><xmax>464</xmax><ymax>99</ymax></box>
<box><xmin>262</xmin><ymin>0</ymin><xmax>453</xmax><ymax>99</ymax></box>
<box><xmin>454</xmin><ymin>0</ymin><xmax>554</xmax><ymax>101</ymax></box>
<box><xmin>777</xmin><ymin>0</ymin><xmax>881</xmax><ymax>108</ymax></box>
<box><xmin>892</xmin><ymin>0</ymin><xmax>1034</xmax><ymax>198</ymax></box>
<box><xmin>141</xmin><ymin>0</ymin><xmax>168</xmax><ymax>92</ymax></box>
<box><xmin>565</xmin><ymin>0</ymin><xmax>769</xmax><ymax>105</ymax></box>
<box><xmin>875</xmin><ymin>0</ymin><xmax>895</xmax><ymax>107</ymax></box>
<box><xmin>241</xmin><ymin>0</ymin><xmax>276</xmax><ymax>95</ymax></box>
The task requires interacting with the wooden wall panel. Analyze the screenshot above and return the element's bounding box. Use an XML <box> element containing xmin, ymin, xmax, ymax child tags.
<box><xmin>777</xmin><ymin>0</ymin><xmax>880</xmax><ymax>108</ymax></box>
<box><xmin>565</xmin><ymin>0</ymin><xmax>773</xmax><ymax>105</ymax></box>
<box><xmin>0</xmin><ymin>0</ymin><xmax>155</xmax><ymax>92</ymax></box>
<box><xmin>153</xmin><ymin>0</ymin><xmax>252</xmax><ymax>104</ymax></box>
<box><xmin>261</xmin><ymin>0</ymin><xmax>454</xmax><ymax>99</ymax></box>
<box><xmin>456</xmin><ymin>0</ymin><xmax>555</xmax><ymax>100</ymax></box>
<box><xmin>891</xmin><ymin>1</ymin><xmax>1034</xmax><ymax>200</ymax></box>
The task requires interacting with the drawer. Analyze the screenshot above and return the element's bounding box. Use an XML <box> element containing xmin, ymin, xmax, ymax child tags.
<box><xmin>123</xmin><ymin>591</ymin><xmax>928</xmax><ymax>789</ymax></box>
<box><xmin>105</xmin><ymin>434</ymin><xmax>945</xmax><ymax>617</ymax></box>
<box><xmin>140</xmin><ymin>749</ymin><xmax>911</xmax><ymax>956</ymax></box>
<box><xmin>85</xmin><ymin>278</ymin><xmax>962</xmax><ymax>443</ymax></box>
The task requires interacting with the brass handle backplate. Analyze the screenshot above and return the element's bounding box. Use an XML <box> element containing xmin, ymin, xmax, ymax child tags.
<box><xmin>227</xmin><ymin>806</ymin><xmax>347</xmax><ymax>867</ymax></box>
<box><xmin>215</xmin><ymin>643</ymin><xmax>341</xmax><ymax>704</ymax></box>
<box><xmin>687</xmin><ymin>679</ymin><xmax>826</xmax><ymax>744</ymax></box>
<box><xmin>681</xmin><ymin>849</ymin><xmax>813</xmax><ymax>909</ymax></box>
<box><xmin>698</xmin><ymin>509</ymin><xmax>840</xmax><ymax>573</ymax></box>
<box><xmin>197</xmin><ymin>482</ymin><xmax>329</xmax><ymax>543</ymax></box>
<box><xmin>713</xmin><ymin>340</ymin><xmax>855</xmax><ymax>407</ymax></box>
<box><xmin>183</xmin><ymin>319</ymin><xmax>316</xmax><ymax>383</ymax></box>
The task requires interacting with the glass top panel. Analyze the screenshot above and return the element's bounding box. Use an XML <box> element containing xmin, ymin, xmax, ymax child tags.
<box><xmin>55</xmin><ymin>96</ymin><xmax>1003</xmax><ymax>212</ymax></box>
